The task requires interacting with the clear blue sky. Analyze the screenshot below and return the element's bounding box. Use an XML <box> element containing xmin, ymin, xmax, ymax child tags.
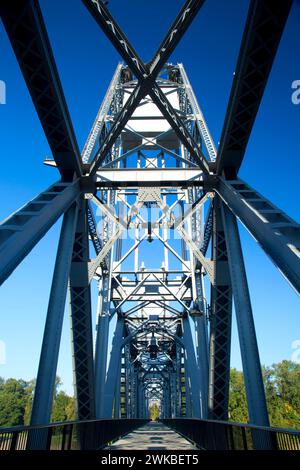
<box><xmin>0</xmin><ymin>0</ymin><xmax>299</xmax><ymax>395</ymax></box>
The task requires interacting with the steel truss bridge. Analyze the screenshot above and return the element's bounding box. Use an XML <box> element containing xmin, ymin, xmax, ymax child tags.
<box><xmin>0</xmin><ymin>0</ymin><xmax>299</xmax><ymax>451</ymax></box>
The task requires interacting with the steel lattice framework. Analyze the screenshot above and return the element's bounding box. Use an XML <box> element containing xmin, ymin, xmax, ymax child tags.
<box><xmin>0</xmin><ymin>0</ymin><xmax>298</xmax><ymax>434</ymax></box>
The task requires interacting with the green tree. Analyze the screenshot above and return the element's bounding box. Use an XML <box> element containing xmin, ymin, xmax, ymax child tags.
<box><xmin>65</xmin><ymin>396</ymin><xmax>76</xmax><ymax>421</ymax></box>
<box><xmin>149</xmin><ymin>403</ymin><xmax>160</xmax><ymax>421</ymax></box>
<box><xmin>228</xmin><ymin>362</ymin><xmax>300</xmax><ymax>429</ymax></box>
<box><xmin>0</xmin><ymin>376</ymin><xmax>76</xmax><ymax>427</ymax></box>
<box><xmin>0</xmin><ymin>378</ymin><xmax>29</xmax><ymax>426</ymax></box>
<box><xmin>23</xmin><ymin>379</ymin><xmax>36</xmax><ymax>425</ymax></box>
<box><xmin>272</xmin><ymin>360</ymin><xmax>300</xmax><ymax>410</ymax></box>
<box><xmin>228</xmin><ymin>368</ymin><xmax>248</xmax><ymax>423</ymax></box>
<box><xmin>263</xmin><ymin>361</ymin><xmax>300</xmax><ymax>429</ymax></box>
<box><xmin>51</xmin><ymin>391</ymin><xmax>75</xmax><ymax>423</ymax></box>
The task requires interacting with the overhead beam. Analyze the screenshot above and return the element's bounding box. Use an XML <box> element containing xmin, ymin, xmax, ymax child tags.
<box><xmin>90</xmin><ymin>84</ymin><xmax>145</xmax><ymax>174</ymax></box>
<box><xmin>149</xmin><ymin>0</ymin><xmax>206</xmax><ymax>77</ymax></box>
<box><xmin>0</xmin><ymin>179</ymin><xmax>80</xmax><ymax>286</ymax></box>
<box><xmin>149</xmin><ymin>85</ymin><xmax>210</xmax><ymax>172</ymax></box>
<box><xmin>216</xmin><ymin>0</ymin><xmax>292</xmax><ymax>177</ymax></box>
<box><xmin>97</xmin><ymin>167</ymin><xmax>205</xmax><ymax>187</ymax></box>
<box><xmin>83</xmin><ymin>0</ymin><xmax>209</xmax><ymax>173</ymax></box>
<box><xmin>0</xmin><ymin>0</ymin><xmax>83</xmax><ymax>178</ymax></box>
<box><xmin>216</xmin><ymin>178</ymin><xmax>300</xmax><ymax>295</ymax></box>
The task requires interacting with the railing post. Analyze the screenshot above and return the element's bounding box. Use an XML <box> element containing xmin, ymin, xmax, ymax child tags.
<box><xmin>46</xmin><ymin>427</ymin><xmax>53</xmax><ymax>450</ymax></box>
<box><xmin>9</xmin><ymin>431</ymin><xmax>18</xmax><ymax>451</ymax></box>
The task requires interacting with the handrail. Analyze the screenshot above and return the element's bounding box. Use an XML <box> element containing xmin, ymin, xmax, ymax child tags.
<box><xmin>162</xmin><ymin>418</ymin><xmax>300</xmax><ymax>450</ymax></box>
<box><xmin>0</xmin><ymin>418</ymin><xmax>149</xmax><ymax>451</ymax></box>
<box><xmin>167</xmin><ymin>417</ymin><xmax>300</xmax><ymax>436</ymax></box>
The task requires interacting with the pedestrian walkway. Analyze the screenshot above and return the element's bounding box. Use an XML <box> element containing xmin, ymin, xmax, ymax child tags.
<box><xmin>105</xmin><ymin>421</ymin><xmax>198</xmax><ymax>450</ymax></box>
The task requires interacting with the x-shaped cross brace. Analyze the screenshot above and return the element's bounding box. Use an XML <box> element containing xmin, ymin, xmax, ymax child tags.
<box><xmin>82</xmin><ymin>0</ymin><xmax>210</xmax><ymax>175</ymax></box>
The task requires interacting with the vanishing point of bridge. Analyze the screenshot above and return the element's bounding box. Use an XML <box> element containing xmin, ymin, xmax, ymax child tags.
<box><xmin>0</xmin><ymin>0</ymin><xmax>299</xmax><ymax>451</ymax></box>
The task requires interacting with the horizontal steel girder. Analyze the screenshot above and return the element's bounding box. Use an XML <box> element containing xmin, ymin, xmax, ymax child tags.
<box><xmin>216</xmin><ymin>0</ymin><xmax>292</xmax><ymax>177</ymax></box>
<box><xmin>216</xmin><ymin>178</ymin><xmax>300</xmax><ymax>295</ymax></box>
<box><xmin>0</xmin><ymin>0</ymin><xmax>83</xmax><ymax>177</ymax></box>
<box><xmin>0</xmin><ymin>179</ymin><xmax>80</xmax><ymax>286</ymax></box>
<box><xmin>96</xmin><ymin>168</ymin><xmax>205</xmax><ymax>187</ymax></box>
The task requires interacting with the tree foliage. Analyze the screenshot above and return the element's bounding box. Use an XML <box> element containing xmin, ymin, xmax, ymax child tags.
<box><xmin>229</xmin><ymin>360</ymin><xmax>300</xmax><ymax>429</ymax></box>
<box><xmin>149</xmin><ymin>402</ymin><xmax>160</xmax><ymax>421</ymax></box>
<box><xmin>228</xmin><ymin>368</ymin><xmax>248</xmax><ymax>423</ymax></box>
<box><xmin>51</xmin><ymin>391</ymin><xmax>76</xmax><ymax>423</ymax></box>
<box><xmin>0</xmin><ymin>376</ymin><xmax>75</xmax><ymax>427</ymax></box>
<box><xmin>263</xmin><ymin>360</ymin><xmax>300</xmax><ymax>429</ymax></box>
<box><xmin>0</xmin><ymin>379</ymin><xmax>29</xmax><ymax>426</ymax></box>
<box><xmin>0</xmin><ymin>361</ymin><xmax>299</xmax><ymax>429</ymax></box>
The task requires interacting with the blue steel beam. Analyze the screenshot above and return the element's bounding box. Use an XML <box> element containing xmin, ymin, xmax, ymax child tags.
<box><xmin>216</xmin><ymin>178</ymin><xmax>300</xmax><ymax>295</ymax></box>
<box><xmin>149</xmin><ymin>0</ymin><xmax>206</xmax><ymax>77</ymax></box>
<box><xmin>102</xmin><ymin>317</ymin><xmax>125</xmax><ymax>418</ymax></box>
<box><xmin>208</xmin><ymin>196</ymin><xmax>232</xmax><ymax>420</ymax></box>
<box><xmin>82</xmin><ymin>0</ymin><xmax>204</xmax><ymax>81</ymax></box>
<box><xmin>193</xmin><ymin>272</ymin><xmax>209</xmax><ymax>418</ymax></box>
<box><xmin>94</xmin><ymin>274</ymin><xmax>111</xmax><ymax>418</ymax></box>
<box><xmin>69</xmin><ymin>199</ymin><xmax>96</xmax><ymax>421</ymax></box>
<box><xmin>0</xmin><ymin>179</ymin><xmax>80</xmax><ymax>286</ymax></box>
<box><xmin>0</xmin><ymin>0</ymin><xmax>83</xmax><ymax>178</ymax></box>
<box><xmin>30</xmin><ymin>203</ymin><xmax>79</xmax><ymax>427</ymax></box>
<box><xmin>82</xmin><ymin>0</ymin><xmax>209</xmax><ymax>174</ymax></box>
<box><xmin>181</xmin><ymin>318</ymin><xmax>202</xmax><ymax>418</ymax></box>
<box><xmin>221</xmin><ymin>203</ymin><xmax>270</xmax><ymax>433</ymax></box>
<box><xmin>217</xmin><ymin>0</ymin><xmax>292</xmax><ymax>177</ymax></box>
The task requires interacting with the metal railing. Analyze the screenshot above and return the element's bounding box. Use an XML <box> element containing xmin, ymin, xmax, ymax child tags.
<box><xmin>162</xmin><ymin>418</ymin><xmax>300</xmax><ymax>450</ymax></box>
<box><xmin>0</xmin><ymin>418</ymin><xmax>148</xmax><ymax>451</ymax></box>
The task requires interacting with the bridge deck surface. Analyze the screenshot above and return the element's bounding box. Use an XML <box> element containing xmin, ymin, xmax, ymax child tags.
<box><xmin>105</xmin><ymin>421</ymin><xmax>198</xmax><ymax>450</ymax></box>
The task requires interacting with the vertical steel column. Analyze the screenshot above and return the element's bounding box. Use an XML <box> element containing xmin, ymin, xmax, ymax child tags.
<box><xmin>142</xmin><ymin>387</ymin><xmax>147</xmax><ymax>418</ymax></box>
<box><xmin>208</xmin><ymin>196</ymin><xmax>232</xmax><ymax>420</ymax></box>
<box><xmin>114</xmin><ymin>370</ymin><xmax>121</xmax><ymax>418</ymax></box>
<box><xmin>102</xmin><ymin>317</ymin><xmax>124</xmax><ymax>417</ymax></box>
<box><xmin>137</xmin><ymin>379</ymin><xmax>143</xmax><ymax>418</ymax></box>
<box><xmin>30</xmin><ymin>203</ymin><xmax>78</xmax><ymax>426</ymax></box>
<box><xmin>94</xmin><ymin>273</ymin><xmax>110</xmax><ymax>418</ymax></box>
<box><xmin>181</xmin><ymin>346</ymin><xmax>190</xmax><ymax>416</ymax></box>
<box><xmin>166</xmin><ymin>377</ymin><xmax>172</xmax><ymax>418</ymax></box>
<box><xmin>124</xmin><ymin>345</ymin><xmax>131</xmax><ymax>418</ymax></box>
<box><xmin>221</xmin><ymin>203</ymin><xmax>270</xmax><ymax>427</ymax></box>
<box><xmin>170</xmin><ymin>370</ymin><xmax>177</xmax><ymax>417</ymax></box>
<box><xmin>132</xmin><ymin>369</ymin><xmax>138</xmax><ymax>418</ymax></box>
<box><xmin>194</xmin><ymin>271</ymin><xmax>209</xmax><ymax>418</ymax></box>
<box><xmin>69</xmin><ymin>199</ymin><xmax>96</xmax><ymax>420</ymax></box>
<box><xmin>182</xmin><ymin>318</ymin><xmax>202</xmax><ymax>417</ymax></box>
<box><xmin>176</xmin><ymin>345</ymin><xmax>183</xmax><ymax>416</ymax></box>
